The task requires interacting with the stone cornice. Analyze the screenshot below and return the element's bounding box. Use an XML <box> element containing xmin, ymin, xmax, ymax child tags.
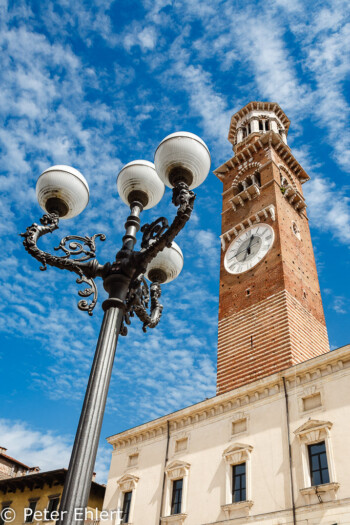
<box><xmin>107</xmin><ymin>343</ymin><xmax>350</xmax><ymax>451</ymax></box>
<box><xmin>215</xmin><ymin>131</ymin><xmax>309</xmax><ymax>184</ymax></box>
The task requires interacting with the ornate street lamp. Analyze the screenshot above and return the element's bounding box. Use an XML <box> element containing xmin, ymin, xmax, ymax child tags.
<box><xmin>21</xmin><ymin>132</ymin><xmax>211</xmax><ymax>525</ymax></box>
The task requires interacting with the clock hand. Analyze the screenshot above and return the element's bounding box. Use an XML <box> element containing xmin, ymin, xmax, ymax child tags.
<box><xmin>239</xmin><ymin>236</ymin><xmax>257</xmax><ymax>259</ymax></box>
<box><xmin>248</xmin><ymin>234</ymin><xmax>255</xmax><ymax>248</ymax></box>
<box><xmin>230</xmin><ymin>246</ymin><xmax>248</xmax><ymax>259</ymax></box>
<box><xmin>228</xmin><ymin>235</ymin><xmax>261</xmax><ymax>261</ymax></box>
<box><xmin>231</xmin><ymin>240</ymin><xmax>256</xmax><ymax>259</ymax></box>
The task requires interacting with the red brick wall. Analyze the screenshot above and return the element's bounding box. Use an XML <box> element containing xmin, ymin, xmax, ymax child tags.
<box><xmin>217</xmin><ymin>138</ymin><xmax>329</xmax><ymax>394</ymax></box>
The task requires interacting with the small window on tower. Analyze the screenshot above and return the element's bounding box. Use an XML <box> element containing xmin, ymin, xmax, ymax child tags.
<box><xmin>259</xmin><ymin>120</ymin><xmax>263</xmax><ymax>131</ymax></box>
<box><xmin>292</xmin><ymin>221</ymin><xmax>301</xmax><ymax>240</ymax></box>
<box><xmin>247</xmin><ymin>123</ymin><xmax>251</xmax><ymax>134</ymax></box>
<box><xmin>265</xmin><ymin>120</ymin><xmax>270</xmax><ymax>130</ymax></box>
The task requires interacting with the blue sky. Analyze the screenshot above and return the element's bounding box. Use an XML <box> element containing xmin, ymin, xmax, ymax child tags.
<box><xmin>0</xmin><ymin>0</ymin><xmax>349</xmax><ymax>482</ymax></box>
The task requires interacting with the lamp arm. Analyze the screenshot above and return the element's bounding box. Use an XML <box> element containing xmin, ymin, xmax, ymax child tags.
<box><xmin>20</xmin><ymin>213</ymin><xmax>106</xmax><ymax>315</ymax></box>
<box><xmin>136</xmin><ymin>181</ymin><xmax>196</xmax><ymax>274</ymax></box>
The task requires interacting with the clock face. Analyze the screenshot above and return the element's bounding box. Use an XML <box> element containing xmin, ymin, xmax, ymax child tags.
<box><xmin>224</xmin><ymin>224</ymin><xmax>274</xmax><ymax>274</ymax></box>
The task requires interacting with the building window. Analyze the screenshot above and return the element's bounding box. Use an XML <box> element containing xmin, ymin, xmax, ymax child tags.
<box><xmin>0</xmin><ymin>504</ymin><xmax>12</xmax><ymax>525</ymax></box>
<box><xmin>308</xmin><ymin>442</ymin><xmax>330</xmax><ymax>486</ymax></box>
<box><xmin>171</xmin><ymin>479</ymin><xmax>183</xmax><ymax>515</ymax></box>
<box><xmin>258</xmin><ymin>120</ymin><xmax>270</xmax><ymax>131</ymax></box>
<box><xmin>252</xmin><ymin>172</ymin><xmax>261</xmax><ymax>186</ymax></box>
<box><xmin>117</xmin><ymin>474</ymin><xmax>139</xmax><ymax>525</ymax></box>
<box><xmin>121</xmin><ymin>491</ymin><xmax>132</xmax><ymax>523</ymax></box>
<box><xmin>222</xmin><ymin>443</ymin><xmax>253</xmax><ymax>517</ymax></box>
<box><xmin>163</xmin><ymin>460</ymin><xmax>190</xmax><ymax>520</ymax></box>
<box><xmin>232</xmin><ymin>463</ymin><xmax>246</xmax><ymax>502</ymax></box>
<box><xmin>47</xmin><ymin>497</ymin><xmax>60</xmax><ymax>519</ymax></box>
<box><xmin>292</xmin><ymin>221</ymin><xmax>301</xmax><ymax>240</ymax></box>
<box><xmin>25</xmin><ymin>500</ymin><xmax>38</xmax><ymax>523</ymax></box>
<box><xmin>294</xmin><ymin>419</ymin><xmax>339</xmax><ymax>502</ymax></box>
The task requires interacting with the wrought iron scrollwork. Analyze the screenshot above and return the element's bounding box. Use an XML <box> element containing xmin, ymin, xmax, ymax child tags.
<box><xmin>141</xmin><ymin>217</ymin><xmax>169</xmax><ymax>249</ymax></box>
<box><xmin>21</xmin><ymin>181</ymin><xmax>195</xmax><ymax>323</ymax></box>
<box><xmin>120</xmin><ymin>276</ymin><xmax>163</xmax><ymax>335</ymax></box>
<box><xmin>134</xmin><ymin>181</ymin><xmax>195</xmax><ymax>277</ymax></box>
<box><xmin>55</xmin><ymin>233</ymin><xmax>106</xmax><ymax>261</ymax></box>
<box><xmin>21</xmin><ymin>213</ymin><xmax>105</xmax><ymax>315</ymax></box>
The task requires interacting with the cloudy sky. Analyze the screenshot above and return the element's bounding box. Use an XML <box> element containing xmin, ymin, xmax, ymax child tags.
<box><xmin>1</xmin><ymin>0</ymin><xmax>349</xmax><ymax>482</ymax></box>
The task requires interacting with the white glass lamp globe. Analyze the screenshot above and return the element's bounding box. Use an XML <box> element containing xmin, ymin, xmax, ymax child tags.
<box><xmin>36</xmin><ymin>165</ymin><xmax>89</xmax><ymax>219</ymax></box>
<box><xmin>154</xmin><ymin>131</ymin><xmax>211</xmax><ymax>189</ymax></box>
<box><xmin>145</xmin><ymin>242</ymin><xmax>184</xmax><ymax>284</ymax></box>
<box><xmin>117</xmin><ymin>160</ymin><xmax>165</xmax><ymax>210</ymax></box>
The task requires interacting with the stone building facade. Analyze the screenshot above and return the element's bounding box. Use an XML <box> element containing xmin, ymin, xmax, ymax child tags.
<box><xmin>0</xmin><ymin>468</ymin><xmax>105</xmax><ymax>525</ymax></box>
<box><xmin>102</xmin><ymin>102</ymin><xmax>349</xmax><ymax>525</ymax></box>
<box><xmin>0</xmin><ymin>448</ymin><xmax>33</xmax><ymax>480</ymax></box>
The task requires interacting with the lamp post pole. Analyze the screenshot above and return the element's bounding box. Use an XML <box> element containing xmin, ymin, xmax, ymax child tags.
<box><xmin>21</xmin><ymin>132</ymin><xmax>211</xmax><ymax>525</ymax></box>
<box><xmin>56</xmin><ymin>204</ymin><xmax>142</xmax><ymax>525</ymax></box>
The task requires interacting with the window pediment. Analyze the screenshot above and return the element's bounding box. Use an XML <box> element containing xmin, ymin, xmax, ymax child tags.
<box><xmin>223</xmin><ymin>443</ymin><xmax>253</xmax><ymax>464</ymax></box>
<box><xmin>165</xmin><ymin>460</ymin><xmax>190</xmax><ymax>480</ymax></box>
<box><xmin>117</xmin><ymin>473</ymin><xmax>139</xmax><ymax>491</ymax></box>
<box><xmin>294</xmin><ymin>419</ymin><xmax>332</xmax><ymax>443</ymax></box>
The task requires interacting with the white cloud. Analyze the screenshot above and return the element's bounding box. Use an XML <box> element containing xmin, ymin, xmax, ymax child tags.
<box><xmin>123</xmin><ymin>25</ymin><xmax>157</xmax><ymax>52</ymax></box>
<box><xmin>0</xmin><ymin>419</ymin><xmax>110</xmax><ymax>482</ymax></box>
<box><xmin>332</xmin><ymin>296</ymin><xmax>347</xmax><ymax>314</ymax></box>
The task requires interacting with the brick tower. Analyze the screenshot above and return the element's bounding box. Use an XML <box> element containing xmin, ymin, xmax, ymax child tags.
<box><xmin>214</xmin><ymin>101</ymin><xmax>329</xmax><ymax>395</ymax></box>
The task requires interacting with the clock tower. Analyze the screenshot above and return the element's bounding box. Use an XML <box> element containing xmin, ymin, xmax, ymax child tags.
<box><xmin>214</xmin><ymin>101</ymin><xmax>329</xmax><ymax>395</ymax></box>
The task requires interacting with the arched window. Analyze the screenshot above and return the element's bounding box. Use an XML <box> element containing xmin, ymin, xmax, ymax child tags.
<box><xmin>249</xmin><ymin>172</ymin><xmax>260</xmax><ymax>186</ymax></box>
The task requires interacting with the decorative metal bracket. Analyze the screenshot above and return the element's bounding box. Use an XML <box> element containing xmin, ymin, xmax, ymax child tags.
<box><xmin>121</xmin><ymin>276</ymin><xmax>163</xmax><ymax>335</ymax></box>
<box><xmin>135</xmin><ymin>182</ymin><xmax>195</xmax><ymax>274</ymax></box>
<box><xmin>20</xmin><ymin>213</ymin><xmax>105</xmax><ymax>315</ymax></box>
<box><xmin>117</xmin><ymin>182</ymin><xmax>195</xmax><ymax>334</ymax></box>
<box><xmin>21</xmin><ymin>181</ymin><xmax>195</xmax><ymax>324</ymax></box>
